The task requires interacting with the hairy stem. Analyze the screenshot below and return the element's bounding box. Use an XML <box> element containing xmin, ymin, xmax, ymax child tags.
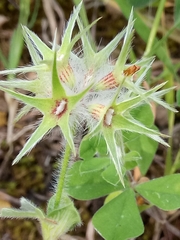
<box><xmin>54</xmin><ymin>143</ymin><xmax>71</xmax><ymax>209</ymax></box>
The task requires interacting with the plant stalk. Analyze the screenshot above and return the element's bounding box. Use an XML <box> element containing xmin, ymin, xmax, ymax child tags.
<box><xmin>144</xmin><ymin>0</ymin><xmax>166</xmax><ymax>57</ymax></box>
<box><xmin>164</xmin><ymin>72</ymin><xmax>175</xmax><ymax>175</ymax></box>
<box><xmin>170</xmin><ymin>149</ymin><xmax>180</xmax><ymax>174</ymax></box>
<box><xmin>54</xmin><ymin>143</ymin><xmax>71</xmax><ymax>209</ymax></box>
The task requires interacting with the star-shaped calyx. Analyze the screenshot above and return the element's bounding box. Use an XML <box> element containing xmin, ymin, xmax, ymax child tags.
<box><xmin>0</xmin><ymin>52</ymin><xmax>92</xmax><ymax>164</ymax></box>
<box><xmin>86</xmin><ymin>82</ymin><xmax>170</xmax><ymax>186</ymax></box>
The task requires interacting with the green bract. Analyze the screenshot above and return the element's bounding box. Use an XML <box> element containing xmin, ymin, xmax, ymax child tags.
<box><xmin>0</xmin><ymin>194</ymin><xmax>81</xmax><ymax>240</ymax></box>
<box><xmin>0</xmin><ymin>5</ymin><xmax>176</xmax><ymax>184</ymax></box>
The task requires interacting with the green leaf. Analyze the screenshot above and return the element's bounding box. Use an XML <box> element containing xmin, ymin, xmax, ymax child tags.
<box><xmin>104</xmin><ymin>191</ymin><xmax>122</xmax><ymax>204</ymax></box>
<box><xmin>80</xmin><ymin>157</ymin><xmax>110</xmax><ymax>173</ymax></box>
<box><xmin>67</xmin><ymin>161</ymin><xmax>123</xmax><ymax>200</ymax></box>
<box><xmin>0</xmin><ymin>197</ymin><xmax>45</xmax><ymax>220</ymax></box>
<box><xmin>27</xmin><ymin>0</ymin><xmax>40</xmax><ymax>28</ymax></box>
<box><xmin>124</xmin><ymin>131</ymin><xmax>158</xmax><ymax>174</ymax></box>
<box><xmin>130</xmin><ymin>104</ymin><xmax>154</xmax><ymax>127</ymax></box>
<box><xmin>43</xmin><ymin>194</ymin><xmax>81</xmax><ymax>240</ymax></box>
<box><xmin>47</xmin><ymin>194</ymin><xmax>72</xmax><ymax>215</ymax></box>
<box><xmin>8</xmin><ymin>0</ymin><xmax>31</xmax><ymax>70</ymax></box>
<box><xmin>124</xmin><ymin>151</ymin><xmax>141</xmax><ymax>170</ymax></box>
<box><xmin>46</xmin><ymin>194</ymin><xmax>80</xmax><ymax>226</ymax></box>
<box><xmin>0</xmin><ymin>48</ymin><xmax>8</xmax><ymax>68</ymax></box>
<box><xmin>8</xmin><ymin>26</ymin><xmax>24</xmax><ymax>69</ymax></box>
<box><xmin>92</xmin><ymin>189</ymin><xmax>144</xmax><ymax>240</ymax></box>
<box><xmin>102</xmin><ymin>164</ymin><xmax>120</xmax><ymax>186</ymax></box>
<box><xmin>135</xmin><ymin>174</ymin><xmax>180</xmax><ymax>210</ymax></box>
<box><xmin>174</xmin><ymin>0</ymin><xmax>180</xmax><ymax>28</ymax></box>
<box><xmin>79</xmin><ymin>135</ymin><xmax>107</xmax><ymax>159</ymax></box>
<box><xmin>177</xmin><ymin>90</ymin><xmax>180</xmax><ymax>106</ymax></box>
<box><xmin>19</xmin><ymin>0</ymin><xmax>31</xmax><ymax>25</ymax></box>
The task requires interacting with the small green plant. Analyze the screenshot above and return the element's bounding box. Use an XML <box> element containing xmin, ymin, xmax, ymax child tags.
<box><xmin>0</xmin><ymin>2</ymin><xmax>179</xmax><ymax>240</ymax></box>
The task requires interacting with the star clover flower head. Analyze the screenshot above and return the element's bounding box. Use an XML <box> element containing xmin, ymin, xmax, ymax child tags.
<box><xmin>0</xmin><ymin>3</ymin><xmax>176</xmax><ymax>186</ymax></box>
